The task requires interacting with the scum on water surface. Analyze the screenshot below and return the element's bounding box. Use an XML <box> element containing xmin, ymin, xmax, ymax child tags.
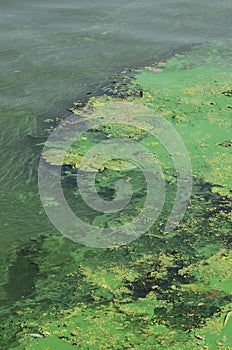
<box><xmin>1</xmin><ymin>42</ymin><xmax>231</xmax><ymax>349</ymax></box>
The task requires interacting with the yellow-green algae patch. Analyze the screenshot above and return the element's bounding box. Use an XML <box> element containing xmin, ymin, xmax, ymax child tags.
<box><xmin>42</xmin><ymin>96</ymin><xmax>148</xmax><ymax>172</ymax></box>
<box><xmin>6</xmin><ymin>43</ymin><xmax>232</xmax><ymax>350</ymax></box>
<box><xmin>136</xmin><ymin>65</ymin><xmax>231</xmax><ymax>197</ymax></box>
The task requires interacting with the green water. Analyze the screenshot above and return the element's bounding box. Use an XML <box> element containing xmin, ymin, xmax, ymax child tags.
<box><xmin>0</xmin><ymin>1</ymin><xmax>231</xmax><ymax>348</ymax></box>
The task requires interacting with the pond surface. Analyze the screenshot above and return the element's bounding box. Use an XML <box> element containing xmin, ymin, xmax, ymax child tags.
<box><xmin>0</xmin><ymin>1</ymin><xmax>231</xmax><ymax>348</ymax></box>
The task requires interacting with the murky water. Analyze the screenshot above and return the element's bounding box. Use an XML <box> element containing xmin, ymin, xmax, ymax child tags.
<box><xmin>0</xmin><ymin>0</ymin><xmax>231</xmax><ymax>347</ymax></box>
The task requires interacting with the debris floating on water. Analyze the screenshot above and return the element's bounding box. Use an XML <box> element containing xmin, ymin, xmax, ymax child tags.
<box><xmin>18</xmin><ymin>333</ymin><xmax>45</xmax><ymax>343</ymax></box>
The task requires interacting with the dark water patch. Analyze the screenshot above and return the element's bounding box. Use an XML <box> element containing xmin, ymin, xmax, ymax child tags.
<box><xmin>5</xmin><ymin>246</ymin><xmax>40</xmax><ymax>302</ymax></box>
<box><xmin>153</xmin><ymin>290</ymin><xmax>231</xmax><ymax>331</ymax></box>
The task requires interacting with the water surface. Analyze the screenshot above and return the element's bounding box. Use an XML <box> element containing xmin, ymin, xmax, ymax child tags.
<box><xmin>0</xmin><ymin>1</ymin><xmax>231</xmax><ymax>346</ymax></box>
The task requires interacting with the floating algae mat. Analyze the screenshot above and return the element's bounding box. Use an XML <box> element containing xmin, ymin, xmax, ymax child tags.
<box><xmin>4</xmin><ymin>43</ymin><xmax>232</xmax><ymax>349</ymax></box>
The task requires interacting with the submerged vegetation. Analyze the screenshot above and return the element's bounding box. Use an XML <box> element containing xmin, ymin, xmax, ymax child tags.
<box><xmin>1</xmin><ymin>43</ymin><xmax>231</xmax><ymax>349</ymax></box>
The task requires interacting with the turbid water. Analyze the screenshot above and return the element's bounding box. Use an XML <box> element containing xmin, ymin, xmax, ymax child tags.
<box><xmin>0</xmin><ymin>1</ymin><xmax>231</xmax><ymax>348</ymax></box>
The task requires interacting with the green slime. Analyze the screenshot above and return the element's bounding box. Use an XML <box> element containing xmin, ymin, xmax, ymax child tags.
<box><xmin>2</xmin><ymin>42</ymin><xmax>231</xmax><ymax>350</ymax></box>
